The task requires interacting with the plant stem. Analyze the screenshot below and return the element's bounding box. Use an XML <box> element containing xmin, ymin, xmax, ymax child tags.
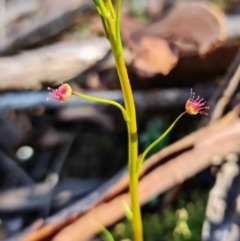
<box><xmin>137</xmin><ymin>112</ymin><xmax>186</xmax><ymax>175</ymax></box>
<box><xmin>94</xmin><ymin>1</ymin><xmax>143</xmax><ymax>240</ymax></box>
<box><xmin>99</xmin><ymin>226</ymin><xmax>115</xmax><ymax>241</ymax></box>
<box><xmin>113</xmin><ymin>54</ymin><xmax>143</xmax><ymax>241</ymax></box>
<box><xmin>72</xmin><ymin>91</ymin><xmax>129</xmax><ymax>121</ymax></box>
<box><xmin>105</xmin><ymin>10</ymin><xmax>142</xmax><ymax>241</ymax></box>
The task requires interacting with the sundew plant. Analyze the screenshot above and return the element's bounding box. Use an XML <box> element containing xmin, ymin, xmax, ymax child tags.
<box><xmin>48</xmin><ymin>1</ymin><xmax>210</xmax><ymax>240</ymax></box>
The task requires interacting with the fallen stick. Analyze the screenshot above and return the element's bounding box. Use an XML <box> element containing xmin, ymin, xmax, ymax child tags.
<box><xmin>0</xmin><ymin>38</ymin><xmax>109</xmax><ymax>91</ymax></box>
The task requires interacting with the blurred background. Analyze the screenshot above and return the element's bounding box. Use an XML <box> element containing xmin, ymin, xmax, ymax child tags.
<box><xmin>0</xmin><ymin>0</ymin><xmax>240</xmax><ymax>240</ymax></box>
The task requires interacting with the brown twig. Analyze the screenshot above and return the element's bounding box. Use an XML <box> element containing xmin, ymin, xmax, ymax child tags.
<box><xmin>0</xmin><ymin>39</ymin><xmax>109</xmax><ymax>91</ymax></box>
<box><xmin>200</xmin><ymin>48</ymin><xmax>240</xmax><ymax>126</ymax></box>
<box><xmin>210</xmin><ymin>63</ymin><xmax>240</xmax><ymax>123</ymax></box>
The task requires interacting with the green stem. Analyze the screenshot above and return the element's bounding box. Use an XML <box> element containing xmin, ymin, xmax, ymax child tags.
<box><xmin>99</xmin><ymin>226</ymin><xmax>115</xmax><ymax>241</ymax></box>
<box><xmin>137</xmin><ymin>112</ymin><xmax>186</xmax><ymax>175</ymax></box>
<box><xmin>104</xmin><ymin>0</ymin><xmax>115</xmax><ymax>19</ymax></box>
<box><xmin>93</xmin><ymin>1</ymin><xmax>143</xmax><ymax>240</ymax></box>
<box><xmin>72</xmin><ymin>92</ymin><xmax>129</xmax><ymax>121</ymax></box>
<box><xmin>97</xmin><ymin>0</ymin><xmax>110</xmax><ymax>19</ymax></box>
<box><xmin>114</xmin><ymin>49</ymin><xmax>142</xmax><ymax>241</ymax></box>
<box><xmin>108</xmin><ymin>26</ymin><xmax>143</xmax><ymax>241</ymax></box>
<box><xmin>115</xmin><ymin>0</ymin><xmax>122</xmax><ymax>56</ymax></box>
<box><xmin>100</xmin><ymin>15</ymin><xmax>109</xmax><ymax>39</ymax></box>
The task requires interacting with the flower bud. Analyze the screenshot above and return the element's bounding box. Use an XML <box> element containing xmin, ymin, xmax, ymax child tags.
<box><xmin>48</xmin><ymin>84</ymin><xmax>72</xmax><ymax>102</ymax></box>
<box><xmin>185</xmin><ymin>89</ymin><xmax>210</xmax><ymax>115</ymax></box>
